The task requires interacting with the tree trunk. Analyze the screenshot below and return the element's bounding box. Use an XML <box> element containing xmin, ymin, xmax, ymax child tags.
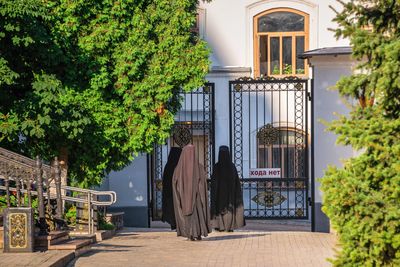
<box><xmin>59</xmin><ymin>147</ymin><xmax>69</xmax><ymax>195</ymax></box>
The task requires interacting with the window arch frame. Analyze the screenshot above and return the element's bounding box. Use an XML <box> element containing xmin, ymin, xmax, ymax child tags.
<box><xmin>256</xmin><ymin>126</ymin><xmax>307</xmax><ymax>179</ymax></box>
<box><xmin>253</xmin><ymin>8</ymin><xmax>309</xmax><ymax>78</ymax></box>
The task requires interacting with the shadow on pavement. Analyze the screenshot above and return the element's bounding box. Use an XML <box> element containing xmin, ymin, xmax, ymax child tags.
<box><xmin>115</xmin><ymin>232</ymin><xmax>140</xmax><ymax>237</ymax></box>
<box><xmin>93</xmin><ymin>243</ymin><xmax>141</xmax><ymax>248</ymax></box>
<box><xmin>204</xmin><ymin>233</ymin><xmax>269</xmax><ymax>241</ymax></box>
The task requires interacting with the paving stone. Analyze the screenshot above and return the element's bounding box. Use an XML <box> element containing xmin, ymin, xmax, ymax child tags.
<box><xmin>0</xmin><ymin>250</ymin><xmax>74</xmax><ymax>267</ymax></box>
<box><xmin>68</xmin><ymin>227</ymin><xmax>335</xmax><ymax>267</ymax></box>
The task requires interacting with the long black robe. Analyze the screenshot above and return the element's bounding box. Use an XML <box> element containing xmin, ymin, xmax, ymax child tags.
<box><xmin>172</xmin><ymin>144</ymin><xmax>211</xmax><ymax>239</ymax></box>
<box><xmin>210</xmin><ymin>146</ymin><xmax>245</xmax><ymax>231</ymax></box>
<box><xmin>161</xmin><ymin>147</ymin><xmax>182</xmax><ymax>230</ymax></box>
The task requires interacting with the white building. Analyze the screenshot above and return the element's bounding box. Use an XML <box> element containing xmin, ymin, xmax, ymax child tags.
<box><xmin>101</xmin><ymin>0</ymin><xmax>355</xmax><ymax>232</ymax></box>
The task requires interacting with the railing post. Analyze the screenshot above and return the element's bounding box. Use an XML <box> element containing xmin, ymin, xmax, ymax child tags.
<box><xmin>5</xmin><ymin>173</ymin><xmax>10</xmax><ymax>207</ymax></box>
<box><xmin>36</xmin><ymin>156</ymin><xmax>48</xmax><ymax>236</ymax></box>
<box><xmin>45</xmin><ymin>174</ymin><xmax>51</xmax><ymax>219</ymax></box>
<box><xmin>27</xmin><ymin>173</ymin><xmax>33</xmax><ymax>207</ymax></box>
<box><xmin>87</xmin><ymin>192</ymin><xmax>92</xmax><ymax>234</ymax></box>
<box><xmin>15</xmin><ymin>173</ymin><xmax>21</xmax><ymax>207</ymax></box>
<box><xmin>54</xmin><ymin>157</ymin><xmax>63</xmax><ymax>223</ymax></box>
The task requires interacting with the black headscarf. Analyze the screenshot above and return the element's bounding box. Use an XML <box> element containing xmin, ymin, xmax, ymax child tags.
<box><xmin>161</xmin><ymin>147</ymin><xmax>182</xmax><ymax>229</ymax></box>
<box><xmin>210</xmin><ymin>146</ymin><xmax>245</xmax><ymax>231</ymax></box>
<box><xmin>211</xmin><ymin>146</ymin><xmax>243</xmax><ymax>217</ymax></box>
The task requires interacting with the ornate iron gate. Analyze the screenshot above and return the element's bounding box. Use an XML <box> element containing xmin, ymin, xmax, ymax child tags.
<box><xmin>229</xmin><ymin>77</ymin><xmax>309</xmax><ymax>219</ymax></box>
<box><xmin>150</xmin><ymin>83</ymin><xmax>215</xmax><ymax>220</ymax></box>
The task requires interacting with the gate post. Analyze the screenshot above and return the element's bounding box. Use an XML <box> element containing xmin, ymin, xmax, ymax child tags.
<box><xmin>310</xmin><ymin>75</ymin><xmax>316</xmax><ymax>232</ymax></box>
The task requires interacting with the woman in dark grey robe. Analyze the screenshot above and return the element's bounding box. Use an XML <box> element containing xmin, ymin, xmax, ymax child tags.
<box><xmin>172</xmin><ymin>144</ymin><xmax>211</xmax><ymax>240</ymax></box>
<box><xmin>161</xmin><ymin>147</ymin><xmax>182</xmax><ymax>230</ymax></box>
<box><xmin>210</xmin><ymin>146</ymin><xmax>245</xmax><ymax>231</ymax></box>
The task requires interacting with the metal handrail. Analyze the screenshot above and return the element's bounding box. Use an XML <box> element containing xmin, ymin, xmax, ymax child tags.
<box><xmin>0</xmin><ymin>186</ymin><xmax>116</xmax><ymax>206</ymax></box>
<box><xmin>0</xmin><ymin>148</ymin><xmax>52</xmax><ymax>172</ymax></box>
<box><xmin>0</xmin><ymin>147</ymin><xmax>117</xmax><ymax>235</ymax></box>
<box><xmin>0</xmin><ymin>180</ymin><xmax>117</xmax><ymax>234</ymax></box>
<box><xmin>61</xmin><ymin>185</ymin><xmax>117</xmax><ymax>205</ymax></box>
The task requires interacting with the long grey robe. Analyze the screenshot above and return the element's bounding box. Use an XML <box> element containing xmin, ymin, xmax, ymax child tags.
<box><xmin>210</xmin><ymin>146</ymin><xmax>245</xmax><ymax>231</ymax></box>
<box><xmin>172</xmin><ymin>144</ymin><xmax>211</xmax><ymax>239</ymax></box>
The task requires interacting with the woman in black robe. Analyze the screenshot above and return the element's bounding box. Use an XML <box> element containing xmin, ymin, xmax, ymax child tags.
<box><xmin>210</xmin><ymin>145</ymin><xmax>245</xmax><ymax>231</ymax></box>
<box><xmin>161</xmin><ymin>147</ymin><xmax>182</xmax><ymax>230</ymax></box>
<box><xmin>172</xmin><ymin>144</ymin><xmax>211</xmax><ymax>240</ymax></box>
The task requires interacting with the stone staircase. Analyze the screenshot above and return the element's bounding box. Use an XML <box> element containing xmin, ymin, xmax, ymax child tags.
<box><xmin>35</xmin><ymin>231</ymin><xmax>95</xmax><ymax>256</ymax></box>
<box><xmin>0</xmin><ymin>213</ymin><xmax>116</xmax><ymax>255</ymax></box>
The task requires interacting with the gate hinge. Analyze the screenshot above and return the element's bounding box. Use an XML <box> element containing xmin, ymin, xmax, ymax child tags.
<box><xmin>307</xmin><ymin>92</ymin><xmax>312</xmax><ymax>101</ymax></box>
<box><xmin>308</xmin><ymin>197</ymin><xmax>313</xmax><ymax>206</ymax></box>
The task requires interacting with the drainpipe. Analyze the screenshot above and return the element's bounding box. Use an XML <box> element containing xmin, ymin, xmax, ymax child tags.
<box><xmin>309</xmin><ymin>62</ymin><xmax>316</xmax><ymax>232</ymax></box>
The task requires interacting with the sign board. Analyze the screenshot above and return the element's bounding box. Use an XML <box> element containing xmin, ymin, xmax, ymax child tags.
<box><xmin>249</xmin><ymin>168</ymin><xmax>281</xmax><ymax>178</ymax></box>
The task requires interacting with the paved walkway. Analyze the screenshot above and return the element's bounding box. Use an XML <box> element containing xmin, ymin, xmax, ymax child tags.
<box><xmin>0</xmin><ymin>250</ymin><xmax>74</xmax><ymax>267</ymax></box>
<box><xmin>68</xmin><ymin>227</ymin><xmax>336</xmax><ymax>267</ymax></box>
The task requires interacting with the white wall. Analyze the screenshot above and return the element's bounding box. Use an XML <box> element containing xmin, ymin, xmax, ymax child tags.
<box><xmin>207</xmin><ymin>69</ymin><xmax>251</xmax><ymax>153</ymax></box>
<box><xmin>106</xmin><ymin>154</ymin><xmax>148</xmax><ymax>207</ymax></box>
<box><xmin>311</xmin><ymin>55</ymin><xmax>355</xmax><ymax>203</ymax></box>
<box><xmin>199</xmin><ymin>0</ymin><xmax>349</xmax><ymax>69</ymax></box>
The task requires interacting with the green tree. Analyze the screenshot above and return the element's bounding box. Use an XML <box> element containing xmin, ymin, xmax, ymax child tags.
<box><xmin>0</xmin><ymin>0</ymin><xmax>210</xmax><ymax>187</ymax></box>
<box><xmin>321</xmin><ymin>0</ymin><xmax>400</xmax><ymax>266</ymax></box>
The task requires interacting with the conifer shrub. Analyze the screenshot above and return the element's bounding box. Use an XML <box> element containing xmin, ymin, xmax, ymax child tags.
<box><xmin>321</xmin><ymin>1</ymin><xmax>400</xmax><ymax>265</ymax></box>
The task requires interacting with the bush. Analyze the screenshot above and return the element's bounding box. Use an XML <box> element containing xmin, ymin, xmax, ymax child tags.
<box><xmin>97</xmin><ymin>212</ymin><xmax>115</xmax><ymax>231</ymax></box>
<box><xmin>98</xmin><ymin>221</ymin><xmax>115</xmax><ymax>231</ymax></box>
<box><xmin>321</xmin><ymin>110</ymin><xmax>400</xmax><ymax>266</ymax></box>
<box><xmin>321</xmin><ymin>1</ymin><xmax>400</xmax><ymax>265</ymax></box>
<box><xmin>65</xmin><ymin>205</ymin><xmax>77</xmax><ymax>226</ymax></box>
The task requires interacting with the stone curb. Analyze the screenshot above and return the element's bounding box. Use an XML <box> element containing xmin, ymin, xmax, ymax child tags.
<box><xmin>95</xmin><ymin>229</ymin><xmax>116</xmax><ymax>242</ymax></box>
<box><xmin>48</xmin><ymin>251</ymin><xmax>75</xmax><ymax>267</ymax></box>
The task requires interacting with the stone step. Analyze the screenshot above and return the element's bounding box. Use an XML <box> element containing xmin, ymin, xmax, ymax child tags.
<box><xmin>48</xmin><ymin>238</ymin><xmax>92</xmax><ymax>251</ymax></box>
<box><xmin>69</xmin><ymin>232</ymin><xmax>97</xmax><ymax>243</ymax></box>
<box><xmin>70</xmin><ymin>230</ymin><xmax>115</xmax><ymax>242</ymax></box>
<box><xmin>35</xmin><ymin>230</ymin><xmax>70</xmax><ymax>249</ymax></box>
<box><xmin>95</xmin><ymin>229</ymin><xmax>116</xmax><ymax>242</ymax></box>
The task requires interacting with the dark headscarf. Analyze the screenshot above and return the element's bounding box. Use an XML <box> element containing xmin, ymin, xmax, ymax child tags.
<box><xmin>162</xmin><ymin>147</ymin><xmax>182</xmax><ymax>229</ymax></box>
<box><xmin>211</xmin><ymin>146</ymin><xmax>243</xmax><ymax>217</ymax></box>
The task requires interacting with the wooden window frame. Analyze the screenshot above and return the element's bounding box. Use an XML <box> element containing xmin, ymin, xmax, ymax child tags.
<box><xmin>253</xmin><ymin>8</ymin><xmax>309</xmax><ymax>78</ymax></box>
<box><xmin>256</xmin><ymin>127</ymin><xmax>306</xmax><ymax>178</ymax></box>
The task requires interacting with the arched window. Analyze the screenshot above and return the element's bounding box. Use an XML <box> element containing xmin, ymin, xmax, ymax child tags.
<box><xmin>254</xmin><ymin>8</ymin><xmax>309</xmax><ymax>77</ymax></box>
<box><xmin>257</xmin><ymin>127</ymin><xmax>306</xmax><ymax>178</ymax></box>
